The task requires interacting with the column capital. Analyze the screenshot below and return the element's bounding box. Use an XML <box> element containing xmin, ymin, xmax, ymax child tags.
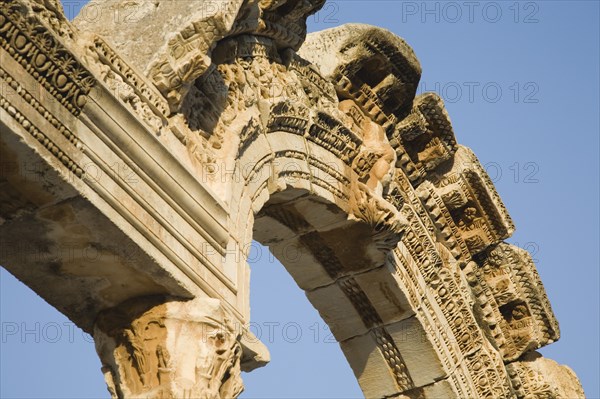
<box><xmin>94</xmin><ymin>296</ymin><xmax>245</xmax><ymax>399</ymax></box>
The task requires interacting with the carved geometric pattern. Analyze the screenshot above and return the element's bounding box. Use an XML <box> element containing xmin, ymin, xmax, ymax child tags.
<box><xmin>372</xmin><ymin>326</ymin><xmax>414</xmax><ymax>391</ymax></box>
<box><xmin>339</xmin><ymin>277</ymin><xmax>383</xmax><ymax>328</ymax></box>
<box><xmin>0</xmin><ymin>93</ymin><xmax>84</xmax><ymax>178</ymax></box>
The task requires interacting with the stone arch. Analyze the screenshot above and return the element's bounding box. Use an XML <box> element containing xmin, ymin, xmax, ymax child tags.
<box><xmin>210</xmin><ymin>76</ymin><xmax>483</xmax><ymax>395</ymax></box>
<box><xmin>0</xmin><ymin>1</ymin><xmax>583</xmax><ymax>397</ymax></box>
<box><xmin>232</xmin><ymin>130</ymin><xmax>506</xmax><ymax>397</ymax></box>
<box><xmin>210</xmin><ymin>22</ymin><xmax>573</xmax><ymax>398</ymax></box>
<box><xmin>234</xmin><ymin>132</ymin><xmax>407</xmax><ymax>395</ymax></box>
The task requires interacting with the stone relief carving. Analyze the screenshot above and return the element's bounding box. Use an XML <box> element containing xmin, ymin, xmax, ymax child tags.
<box><xmin>389</xmin><ymin>92</ymin><xmax>458</xmax><ymax>182</ymax></box>
<box><xmin>507</xmin><ymin>352</ymin><xmax>586</xmax><ymax>399</ymax></box>
<box><xmin>94</xmin><ymin>297</ymin><xmax>244</xmax><ymax>399</ymax></box>
<box><xmin>75</xmin><ymin>0</ymin><xmax>326</xmax><ymax>111</ymax></box>
<box><xmin>340</xmin><ymin>99</ymin><xmax>396</xmax><ymax>195</ymax></box>
<box><xmin>0</xmin><ymin>65</ymin><xmax>85</xmax><ymax>177</ymax></box>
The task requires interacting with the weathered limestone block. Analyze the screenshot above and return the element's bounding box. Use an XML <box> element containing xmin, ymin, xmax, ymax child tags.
<box><xmin>507</xmin><ymin>352</ymin><xmax>585</xmax><ymax>399</ymax></box>
<box><xmin>386</xmin><ymin>317</ymin><xmax>447</xmax><ymax>387</ymax></box>
<box><xmin>74</xmin><ymin>0</ymin><xmax>245</xmax><ymax>109</ymax></box>
<box><xmin>352</xmin><ymin>265</ymin><xmax>415</xmax><ymax>326</ymax></box>
<box><xmin>393</xmin><ymin>379</ymin><xmax>456</xmax><ymax>399</ymax></box>
<box><xmin>389</xmin><ymin>92</ymin><xmax>458</xmax><ymax>183</ymax></box>
<box><xmin>416</xmin><ymin>180</ymin><xmax>471</xmax><ymax>260</ymax></box>
<box><xmin>12</xmin><ymin>0</ymin><xmax>77</xmax><ymax>41</ymax></box>
<box><xmin>305</xmin><ymin>266</ymin><xmax>415</xmax><ymax>342</ymax></box>
<box><xmin>418</xmin><ymin>146</ymin><xmax>515</xmax><ymax>256</ymax></box>
<box><xmin>340</xmin><ymin>331</ymin><xmax>414</xmax><ymax>398</ymax></box>
<box><xmin>75</xmin><ymin>0</ymin><xmax>326</xmax><ymax>110</ymax></box>
<box><xmin>391</xmin><ymin>204</ymin><xmax>517</xmax><ymax>398</ymax></box>
<box><xmin>256</xmin><ymin>192</ymin><xmax>405</xmax><ymax>281</ymax></box>
<box><xmin>1</xmin><ymin>0</ymin><xmax>238</xmax><ymax>331</ymax></box>
<box><xmin>306</xmin><ymin>281</ymin><xmax>372</xmax><ymax>341</ymax></box>
<box><xmin>265</xmin><ymin>235</ymin><xmax>335</xmax><ymax>291</ymax></box>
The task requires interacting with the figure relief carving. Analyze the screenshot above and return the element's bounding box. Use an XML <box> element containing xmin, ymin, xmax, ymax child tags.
<box><xmin>340</xmin><ymin>99</ymin><xmax>396</xmax><ymax>196</ymax></box>
<box><xmin>94</xmin><ymin>297</ymin><xmax>244</xmax><ymax>399</ymax></box>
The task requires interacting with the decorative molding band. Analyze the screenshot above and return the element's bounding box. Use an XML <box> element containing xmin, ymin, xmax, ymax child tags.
<box><xmin>0</xmin><ymin>65</ymin><xmax>80</xmax><ymax>148</ymax></box>
<box><xmin>0</xmin><ymin>93</ymin><xmax>84</xmax><ymax>178</ymax></box>
<box><xmin>92</xmin><ymin>36</ymin><xmax>169</xmax><ymax>117</ymax></box>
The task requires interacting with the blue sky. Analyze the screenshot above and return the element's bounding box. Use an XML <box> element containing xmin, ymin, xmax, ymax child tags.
<box><xmin>1</xmin><ymin>1</ymin><xmax>599</xmax><ymax>398</ymax></box>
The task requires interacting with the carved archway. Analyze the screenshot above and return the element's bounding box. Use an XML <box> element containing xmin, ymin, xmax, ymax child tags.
<box><xmin>234</xmin><ymin>118</ymin><xmax>518</xmax><ymax>397</ymax></box>
<box><xmin>194</xmin><ymin>21</ymin><xmax>571</xmax><ymax>396</ymax></box>
<box><xmin>0</xmin><ymin>0</ymin><xmax>584</xmax><ymax>397</ymax></box>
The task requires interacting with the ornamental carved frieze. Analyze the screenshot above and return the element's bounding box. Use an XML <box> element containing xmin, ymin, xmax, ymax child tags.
<box><xmin>0</xmin><ymin>0</ymin><xmax>95</xmax><ymax>115</ymax></box>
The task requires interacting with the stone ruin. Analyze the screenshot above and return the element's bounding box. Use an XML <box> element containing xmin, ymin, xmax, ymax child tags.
<box><xmin>0</xmin><ymin>0</ymin><xmax>585</xmax><ymax>397</ymax></box>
